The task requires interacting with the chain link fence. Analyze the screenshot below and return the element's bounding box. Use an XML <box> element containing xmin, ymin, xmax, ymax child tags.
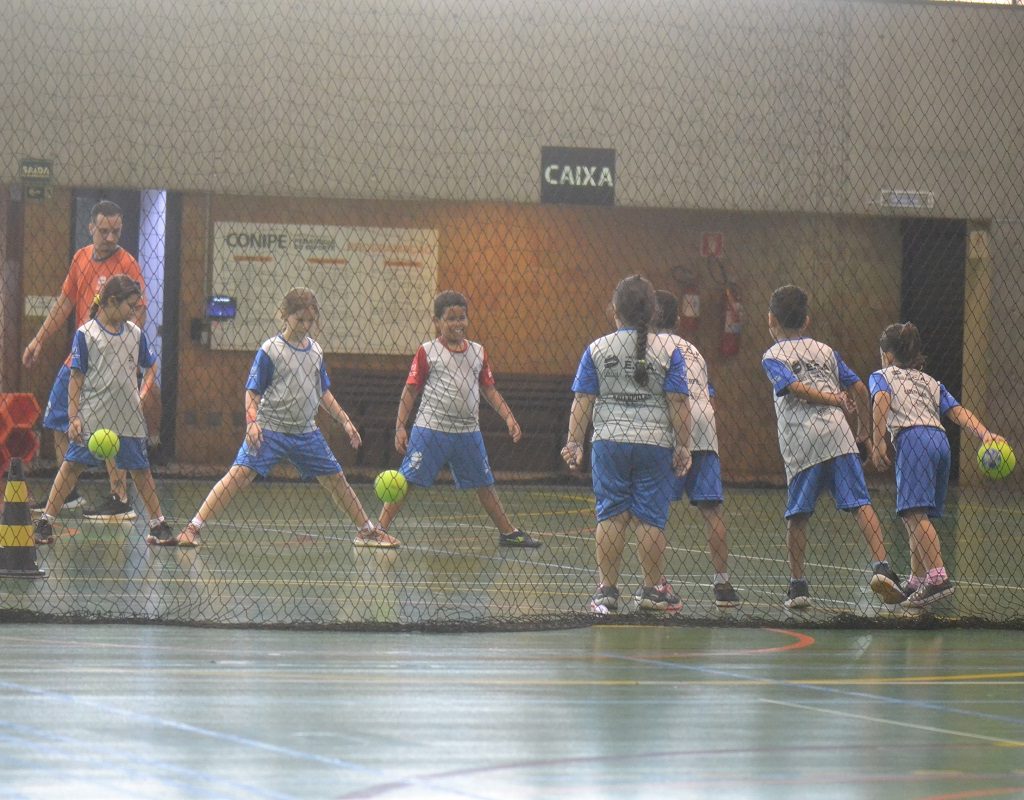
<box><xmin>1</xmin><ymin>0</ymin><xmax>1022</xmax><ymax>629</ymax></box>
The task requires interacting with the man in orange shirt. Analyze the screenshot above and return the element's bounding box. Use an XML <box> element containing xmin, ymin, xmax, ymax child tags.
<box><xmin>23</xmin><ymin>200</ymin><xmax>148</xmax><ymax>520</ymax></box>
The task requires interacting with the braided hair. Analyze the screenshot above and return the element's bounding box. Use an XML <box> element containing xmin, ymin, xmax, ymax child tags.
<box><xmin>612</xmin><ymin>274</ymin><xmax>657</xmax><ymax>387</ymax></box>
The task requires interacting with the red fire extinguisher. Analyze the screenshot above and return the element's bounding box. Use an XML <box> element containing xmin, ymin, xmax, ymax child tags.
<box><xmin>720</xmin><ymin>282</ymin><xmax>743</xmax><ymax>357</ymax></box>
<box><xmin>674</xmin><ymin>268</ymin><xmax>701</xmax><ymax>336</ymax></box>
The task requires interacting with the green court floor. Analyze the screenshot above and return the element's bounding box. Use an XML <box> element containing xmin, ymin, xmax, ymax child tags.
<box><xmin>7</xmin><ymin>477</ymin><xmax>1024</xmax><ymax>628</ymax></box>
<box><xmin>1</xmin><ymin>623</ymin><xmax>1023</xmax><ymax>799</ymax></box>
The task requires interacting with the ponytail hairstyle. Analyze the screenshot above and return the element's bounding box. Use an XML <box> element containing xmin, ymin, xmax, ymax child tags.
<box><xmin>653</xmin><ymin>289</ymin><xmax>679</xmax><ymax>331</ymax></box>
<box><xmin>879</xmin><ymin>322</ymin><xmax>926</xmax><ymax>369</ymax></box>
<box><xmin>89</xmin><ymin>274</ymin><xmax>142</xmax><ymax>320</ymax></box>
<box><xmin>612</xmin><ymin>274</ymin><xmax>657</xmax><ymax>387</ymax></box>
<box><xmin>278</xmin><ymin>286</ymin><xmax>319</xmax><ymax>322</ymax></box>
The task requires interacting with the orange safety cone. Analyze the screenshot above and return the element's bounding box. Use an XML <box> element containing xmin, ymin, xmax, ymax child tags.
<box><xmin>0</xmin><ymin>458</ymin><xmax>46</xmax><ymax>578</ymax></box>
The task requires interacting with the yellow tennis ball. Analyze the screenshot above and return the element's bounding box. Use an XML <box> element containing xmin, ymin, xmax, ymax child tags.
<box><xmin>374</xmin><ymin>469</ymin><xmax>408</xmax><ymax>503</ymax></box>
<box><xmin>978</xmin><ymin>440</ymin><xmax>1015</xmax><ymax>480</ymax></box>
<box><xmin>88</xmin><ymin>429</ymin><xmax>120</xmax><ymax>460</ymax></box>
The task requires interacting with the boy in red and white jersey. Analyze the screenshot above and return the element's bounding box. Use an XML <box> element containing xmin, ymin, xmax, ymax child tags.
<box><xmin>371</xmin><ymin>291</ymin><xmax>541</xmax><ymax>549</ymax></box>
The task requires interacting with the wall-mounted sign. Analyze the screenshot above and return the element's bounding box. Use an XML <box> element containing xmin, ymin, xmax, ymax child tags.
<box><xmin>541</xmin><ymin>147</ymin><xmax>615</xmax><ymax>206</ymax></box>
<box><xmin>19</xmin><ymin>158</ymin><xmax>54</xmax><ymax>201</ymax></box>
<box><xmin>210</xmin><ymin>222</ymin><xmax>437</xmax><ymax>354</ymax></box>
<box><xmin>19</xmin><ymin>158</ymin><xmax>53</xmax><ymax>183</ymax></box>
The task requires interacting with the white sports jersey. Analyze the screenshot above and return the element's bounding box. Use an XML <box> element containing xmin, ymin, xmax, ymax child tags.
<box><xmin>761</xmin><ymin>337</ymin><xmax>859</xmax><ymax>482</ymax></box>
<box><xmin>409</xmin><ymin>339</ymin><xmax>493</xmax><ymax>433</ymax></box>
<box><xmin>662</xmin><ymin>333</ymin><xmax>718</xmax><ymax>454</ymax></box>
<box><xmin>70</xmin><ymin>319</ymin><xmax>154</xmax><ymax>439</ymax></box>
<box><xmin>869</xmin><ymin>366</ymin><xmax>958</xmax><ymax>439</ymax></box>
<box><xmin>246</xmin><ymin>335</ymin><xmax>329</xmax><ymax>434</ymax></box>
<box><xmin>572</xmin><ymin>329</ymin><xmax>688</xmax><ymax>448</ymax></box>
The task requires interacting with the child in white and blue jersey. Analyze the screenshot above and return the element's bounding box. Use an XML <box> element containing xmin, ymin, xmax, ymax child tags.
<box><xmin>376</xmin><ymin>290</ymin><xmax>540</xmax><ymax>549</ymax></box>
<box><xmin>169</xmin><ymin>288</ymin><xmax>388</xmax><ymax>548</ymax></box>
<box><xmin>653</xmin><ymin>290</ymin><xmax>739</xmax><ymax>608</ymax></box>
<box><xmin>33</xmin><ymin>275</ymin><xmax>172</xmax><ymax>545</ymax></box>
<box><xmin>563</xmin><ymin>275</ymin><xmax>692</xmax><ymax>614</ymax></box>
<box><xmin>762</xmin><ymin>285</ymin><xmax>903</xmax><ymax>609</ymax></box>
<box><xmin>870</xmin><ymin>322</ymin><xmax>1004</xmax><ymax>608</ymax></box>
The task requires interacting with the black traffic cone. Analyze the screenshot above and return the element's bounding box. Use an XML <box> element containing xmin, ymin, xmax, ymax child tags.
<box><xmin>0</xmin><ymin>458</ymin><xmax>46</xmax><ymax>578</ymax></box>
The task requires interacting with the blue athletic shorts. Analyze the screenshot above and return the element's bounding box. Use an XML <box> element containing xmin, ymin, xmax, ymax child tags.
<box><xmin>894</xmin><ymin>426</ymin><xmax>950</xmax><ymax>518</ymax></box>
<box><xmin>672</xmin><ymin>450</ymin><xmax>724</xmax><ymax>505</ymax></box>
<box><xmin>65</xmin><ymin>436</ymin><xmax>150</xmax><ymax>471</ymax></box>
<box><xmin>234</xmin><ymin>429</ymin><xmax>342</xmax><ymax>480</ymax></box>
<box><xmin>42</xmin><ymin>363</ymin><xmax>72</xmax><ymax>432</ymax></box>
<box><xmin>400</xmin><ymin>427</ymin><xmax>494</xmax><ymax>489</ymax></box>
<box><xmin>591</xmin><ymin>440</ymin><xmax>675</xmax><ymax>529</ymax></box>
<box><xmin>786</xmin><ymin>453</ymin><xmax>871</xmax><ymax>519</ymax></box>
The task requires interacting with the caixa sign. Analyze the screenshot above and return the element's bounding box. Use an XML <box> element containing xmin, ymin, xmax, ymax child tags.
<box><xmin>541</xmin><ymin>146</ymin><xmax>615</xmax><ymax>206</ymax></box>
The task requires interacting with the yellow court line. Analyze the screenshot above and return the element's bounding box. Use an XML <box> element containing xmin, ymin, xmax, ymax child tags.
<box><xmin>790</xmin><ymin>672</ymin><xmax>1024</xmax><ymax>685</ymax></box>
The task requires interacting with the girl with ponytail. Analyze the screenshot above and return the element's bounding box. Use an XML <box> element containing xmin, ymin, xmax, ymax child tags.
<box><xmin>870</xmin><ymin>322</ymin><xmax>1007</xmax><ymax>607</ymax></box>
<box><xmin>563</xmin><ymin>274</ymin><xmax>692</xmax><ymax>614</ymax></box>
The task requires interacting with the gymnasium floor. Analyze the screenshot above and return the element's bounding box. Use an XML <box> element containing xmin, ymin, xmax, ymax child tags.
<box><xmin>1</xmin><ymin>623</ymin><xmax>1023</xmax><ymax>799</ymax></box>
<box><xmin>6</xmin><ymin>478</ymin><xmax>1024</xmax><ymax>626</ymax></box>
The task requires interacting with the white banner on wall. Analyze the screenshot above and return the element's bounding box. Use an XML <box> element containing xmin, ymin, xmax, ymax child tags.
<box><xmin>210</xmin><ymin>222</ymin><xmax>438</xmax><ymax>355</ymax></box>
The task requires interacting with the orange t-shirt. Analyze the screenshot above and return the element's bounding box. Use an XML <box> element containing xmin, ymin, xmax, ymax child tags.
<box><xmin>61</xmin><ymin>245</ymin><xmax>146</xmax><ymax>327</ymax></box>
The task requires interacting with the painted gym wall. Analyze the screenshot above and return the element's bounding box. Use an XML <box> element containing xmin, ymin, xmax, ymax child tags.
<box><xmin>1</xmin><ymin>1</ymin><xmax>1022</xmax><ymax>220</ymax></box>
<box><xmin>167</xmin><ymin>193</ymin><xmax>901</xmax><ymax>480</ymax></box>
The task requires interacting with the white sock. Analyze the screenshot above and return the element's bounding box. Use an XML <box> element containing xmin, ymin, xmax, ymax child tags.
<box><xmin>714</xmin><ymin>572</ymin><xmax>729</xmax><ymax>585</ymax></box>
<box><xmin>149</xmin><ymin>516</ymin><xmax>165</xmax><ymax>529</ymax></box>
<box><xmin>191</xmin><ymin>517</ymin><xmax>205</xmax><ymax>529</ymax></box>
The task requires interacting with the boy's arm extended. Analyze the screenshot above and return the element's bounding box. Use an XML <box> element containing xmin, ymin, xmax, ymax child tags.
<box><xmin>393</xmin><ymin>384</ymin><xmax>420</xmax><ymax>454</ymax></box>
<box><xmin>481</xmin><ymin>384</ymin><xmax>521</xmax><ymax>442</ymax></box>
<box><xmin>320</xmin><ymin>390</ymin><xmax>361</xmax><ymax>449</ymax></box>
<box><xmin>847</xmin><ymin>379</ymin><xmax>871</xmax><ymax>445</ymax></box>
<box><xmin>785</xmin><ymin>380</ymin><xmax>848</xmax><ymax>411</ymax></box>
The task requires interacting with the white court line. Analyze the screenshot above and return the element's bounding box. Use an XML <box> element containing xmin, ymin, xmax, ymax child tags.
<box><xmin>760</xmin><ymin>698</ymin><xmax>1024</xmax><ymax>747</ymax></box>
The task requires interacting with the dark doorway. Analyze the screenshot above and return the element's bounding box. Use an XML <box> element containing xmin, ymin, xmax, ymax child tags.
<box><xmin>901</xmin><ymin>219</ymin><xmax>966</xmax><ymax>478</ymax></box>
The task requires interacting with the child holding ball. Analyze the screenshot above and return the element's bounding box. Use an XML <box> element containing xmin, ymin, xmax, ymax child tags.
<box><xmin>869</xmin><ymin>322</ymin><xmax>1006</xmax><ymax>607</ymax></box>
<box><xmin>33</xmin><ymin>275</ymin><xmax>171</xmax><ymax>545</ymax></box>
<box><xmin>376</xmin><ymin>290</ymin><xmax>540</xmax><ymax>549</ymax></box>
<box><xmin>168</xmin><ymin>287</ymin><xmax>391</xmax><ymax>548</ymax></box>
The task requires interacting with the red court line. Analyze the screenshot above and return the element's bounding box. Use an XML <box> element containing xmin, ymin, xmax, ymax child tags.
<box><xmin>383</xmin><ymin>260</ymin><xmax>421</xmax><ymax>268</ymax></box>
<box><xmin>308</xmin><ymin>258</ymin><xmax>349</xmax><ymax>265</ymax></box>
<box><xmin>623</xmin><ymin>628</ymin><xmax>816</xmax><ymax>660</ymax></box>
